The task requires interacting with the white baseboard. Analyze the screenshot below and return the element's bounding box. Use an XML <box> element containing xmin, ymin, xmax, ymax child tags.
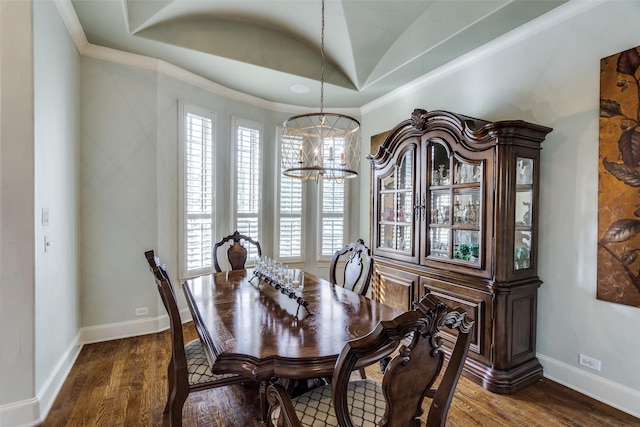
<box><xmin>36</xmin><ymin>332</ymin><xmax>83</xmax><ymax>422</ymax></box>
<box><xmin>0</xmin><ymin>398</ymin><xmax>39</xmax><ymax>427</ymax></box>
<box><xmin>539</xmin><ymin>353</ymin><xmax>640</xmax><ymax>418</ymax></box>
<box><xmin>0</xmin><ymin>333</ymin><xmax>81</xmax><ymax>427</ymax></box>
<box><xmin>0</xmin><ymin>310</ymin><xmax>194</xmax><ymax>427</ymax></box>
<box><xmin>79</xmin><ymin>308</ymin><xmax>191</xmax><ymax>344</ymax></box>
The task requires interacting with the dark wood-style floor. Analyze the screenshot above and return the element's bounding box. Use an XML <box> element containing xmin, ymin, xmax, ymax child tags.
<box><xmin>42</xmin><ymin>323</ymin><xmax>639</xmax><ymax>426</ymax></box>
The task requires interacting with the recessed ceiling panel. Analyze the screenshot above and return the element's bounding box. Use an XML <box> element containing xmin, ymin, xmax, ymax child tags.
<box><xmin>70</xmin><ymin>0</ymin><xmax>568</xmax><ymax>107</ymax></box>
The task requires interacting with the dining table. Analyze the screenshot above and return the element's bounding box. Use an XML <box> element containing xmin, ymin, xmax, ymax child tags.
<box><xmin>182</xmin><ymin>268</ymin><xmax>402</xmax><ymax>422</ymax></box>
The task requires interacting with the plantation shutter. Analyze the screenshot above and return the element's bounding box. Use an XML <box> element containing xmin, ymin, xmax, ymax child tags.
<box><xmin>320</xmin><ymin>179</ymin><xmax>345</xmax><ymax>257</ymax></box>
<box><xmin>235</xmin><ymin>121</ymin><xmax>261</xmax><ymax>262</ymax></box>
<box><xmin>182</xmin><ymin>106</ymin><xmax>214</xmax><ymax>278</ymax></box>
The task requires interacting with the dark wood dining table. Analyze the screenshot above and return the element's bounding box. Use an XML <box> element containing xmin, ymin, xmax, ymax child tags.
<box><xmin>182</xmin><ymin>268</ymin><xmax>402</xmax><ymax>421</ymax></box>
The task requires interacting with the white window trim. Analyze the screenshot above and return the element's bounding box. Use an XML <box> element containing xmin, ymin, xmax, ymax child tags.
<box><xmin>178</xmin><ymin>101</ymin><xmax>216</xmax><ymax>280</ymax></box>
<box><xmin>275</xmin><ymin>126</ymin><xmax>305</xmax><ymax>264</ymax></box>
<box><xmin>231</xmin><ymin>116</ymin><xmax>263</xmax><ymax>249</ymax></box>
<box><xmin>316</xmin><ymin>179</ymin><xmax>349</xmax><ymax>263</ymax></box>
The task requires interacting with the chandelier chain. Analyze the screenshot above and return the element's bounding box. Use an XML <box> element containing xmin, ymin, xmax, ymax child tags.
<box><xmin>320</xmin><ymin>0</ymin><xmax>325</xmax><ymax>115</ymax></box>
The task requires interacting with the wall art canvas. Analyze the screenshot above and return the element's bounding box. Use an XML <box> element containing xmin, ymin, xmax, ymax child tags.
<box><xmin>598</xmin><ymin>46</ymin><xmax>640</xmax><ymax>307</ymax></box>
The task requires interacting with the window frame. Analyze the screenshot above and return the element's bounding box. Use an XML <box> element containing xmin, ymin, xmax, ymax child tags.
<box><xmin>275</xmin><ymin>126</ymin><xmax>306</xmax><ymax>264</ymax></box>
<box><xmin>178</xmin><ymin>101</ymin><xmax>216</xmax><ymax>279</ymax></box>
<box><xmin>231</xmin><ymin>116</ymin><xmax>263</xmax><ymax>263</ymax></box>
<box><xmin>316</xmin><ymin>178</ymin><xmax>349</xmax><ymax>263</ymax></box>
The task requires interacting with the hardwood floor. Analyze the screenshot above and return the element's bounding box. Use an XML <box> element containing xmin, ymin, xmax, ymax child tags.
<box><xmin>42</xmin><ymin>323</ymin><xmax>639</xmax><ymax>426</ymax></box>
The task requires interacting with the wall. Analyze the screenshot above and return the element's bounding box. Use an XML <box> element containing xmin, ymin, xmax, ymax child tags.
<box><xmin>1</xmin><ymin>2</ymin><xmax>82</xmax><ymax>424</ymax></box>
<box><xmin>79</xmin><ymin>58</ymin><xmax>316</xmax><ymax>329</ymax></box>
<box><xmin>359</xmin><ymin>0</ymin><xmax>640</xmax><ymax>416</ymax></box>
<box><xmin>33</xmin><ymin>0</ymin><xmax>81</xmax><ymax>417</ymax></box>
<box><xmin>0</xmin><ymin>0</ymin><xmax>36</xmax><ymax>422</ymax></box>
<box><xmin>79</xmin><ymin>58</ymin><xmax>160</xmax><ymax>328</ymax></box>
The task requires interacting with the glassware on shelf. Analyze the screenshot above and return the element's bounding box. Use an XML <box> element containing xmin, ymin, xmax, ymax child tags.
<box><xmin>515</xmin><ymin>188</ymin><xmax>533</xmax><ymax>227</ymax></box>
<box><xmin>514</xmin><ymin>230</ymin><xmax>532</xmax><ymax>270</ymax></box>
<box><xmin>453</xmin><ymin>230</ymin><xmax>480</xmax><ymax>264</ymax></box>
<box><xmin>454</xmin><ymin>161</ymin><xmax>481</xmax><ymax>184</ymax></box>
<box><xmin>432</xmin><ymin>164</ymin><xmax>450</xmax><ymax>185</ymax></box>
<box><xmin>516</xmin><ymin>157</ymin><xmax>534</xmax><ymax>185</ymax></box>
<box><xmin>430</xmin><ymin>190</ymin><xmax>450</xmax><ymax>224</ymax></box>
<box><xmin>430</xmin><ymin>143</ymin><xmax>450</xmax><ymax>186</ymax></box>
<box><xmin>429</xmin><ymin>228</ymin><xmax>449</xmax><ymax>259</ymax></box>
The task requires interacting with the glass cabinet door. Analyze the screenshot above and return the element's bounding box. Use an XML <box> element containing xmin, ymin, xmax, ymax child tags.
<box><xmin>377</xmin><ymin>149</ymin><xmax>414</xmax><ymax>253</ymax></box>
<box><xmin>427</xmin><ymin>142</ymin><xmax>483</xmax><ymax>266</ymax></box>
<box><xmin>514</xmin><ymin>157</ymin><xmax>534</xmax><ymax>270</ymax></box>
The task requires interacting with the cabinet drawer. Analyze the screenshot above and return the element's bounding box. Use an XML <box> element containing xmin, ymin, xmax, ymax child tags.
<box><xmin>419</xmin><ymin>277</ymin><xmax>491</xmax><ymax>364</ymax></box>
<box><xmin>372</xmin><ymin>264</ymin><xmax>418</xmax><ymax>312</ymax></box>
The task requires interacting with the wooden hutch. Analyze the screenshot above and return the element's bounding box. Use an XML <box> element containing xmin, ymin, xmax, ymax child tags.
<box><xmin>368</xmin><ymin>109</ymin><xmax>552</xmax><ymax>394</ymax></box>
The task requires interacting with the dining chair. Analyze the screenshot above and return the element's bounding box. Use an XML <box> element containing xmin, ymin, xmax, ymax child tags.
<box><xmin>213</xmin><ymin>230</ymin><xmax>262</xmax><ymax>272</ymax></box>
<box><xmin>266</xmin><ymin>293</ymin><xmax>475</xmax><ymax>427</ymax></box>
<box><xmin>144</xmin><ymin>250</ymin><xmax>249</xmax><ymax>427</ymax></box>
<box><xmin>329</xmin><ymin>239</ymin><xmax>374</xmax><ymax>379</ymax></box>
<box><xmin>329</xmin><ymin>238</ymin><xmax>373</xmax><ymax>296</ymax></box>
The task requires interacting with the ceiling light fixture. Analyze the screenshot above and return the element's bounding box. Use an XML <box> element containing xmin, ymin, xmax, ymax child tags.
<box><xmin>280</xmin><ymin>0</ymin><xmax>360</xmax><ymax>183</ymax></box>
<box><xmin>290</xmin><ymin>84</ymin><xmax>311</xmax><ymax>94</ymax></box>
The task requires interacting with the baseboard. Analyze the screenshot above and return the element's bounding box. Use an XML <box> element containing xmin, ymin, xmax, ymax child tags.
<box><xmin>36</xmin><ymin>332</ymin><xmax>83</xmax><ymax>422</ymax></box>
<box><xmin>80</xmin><ymin>308</ymin><xmax>192</xmax><ymax>344</ymax></box>
<box><xmin>539</xmin><ymin>353</ymin><xmax>640</xmax><ymax>418</ymax></box>
<box><xmin>0</xmin><ymin>333</ymin><xmax>81</xmax><ymax>427</ymax></box>
<box><xmin>0</xmin><ymin>397</ymin><xmax>39</xmax><ymax>427</ymax></box>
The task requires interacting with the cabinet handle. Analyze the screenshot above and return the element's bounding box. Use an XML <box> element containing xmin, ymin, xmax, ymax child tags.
<box><xmin>413</xmin><ymin>194</ymin><xmax>427</xmax><ymax>221</ymax></box>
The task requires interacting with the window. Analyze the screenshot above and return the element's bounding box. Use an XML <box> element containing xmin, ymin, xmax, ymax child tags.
<box><xmin>276</xmin><ymin>127</ymin><xmax>304</xmax><ymax>262</ymax></box>
<box><xmin>179</xmin><ymin>102</ymin><xmax>214</xmax><ymax>279</ymax></box>
<box><xmin>318</xmin><ymin>179</ymin><xmax>346</xmax><ymax>260</ymax></box>
<box><xmin>277</xmin><ymin>127</ymin><xmax>348</xmax><ymax>262</ymax></box>
<box><xmin>232</xmin><ymin>117</ymin><xmax>262</xmax><ymax>262</ymax></box>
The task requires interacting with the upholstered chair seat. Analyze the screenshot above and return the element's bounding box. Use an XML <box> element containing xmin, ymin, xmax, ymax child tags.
<box><xmin>266</xmin><ymin>294</ymin><xmax>475</xmax><ymax>427</ymax></box>
<box><xmin>270</xmin><ymin>379</ymin><xmax>385</xmax><ymax>426</ymax></box>
<box><xmin>184</xmin><ymin>339</ymin><xmax>239</xmax><ymax>385</ymax></box>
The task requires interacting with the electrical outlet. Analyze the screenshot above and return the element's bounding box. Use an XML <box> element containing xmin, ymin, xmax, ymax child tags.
<box><xmin>579</xmin><ymin>353</ymin><xmax>601</xmax><ymax>371</ymax></box>
<box><xmin>135</xmin><ymin>307</ymin><xmax>149</xmax><ymax>316</ymax></box>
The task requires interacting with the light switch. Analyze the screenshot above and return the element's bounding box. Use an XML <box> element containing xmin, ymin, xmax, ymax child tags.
<box><xmin>42</xmin><ymin>208</ymin><xmax>49</xmax><ymax>226</ymax></box>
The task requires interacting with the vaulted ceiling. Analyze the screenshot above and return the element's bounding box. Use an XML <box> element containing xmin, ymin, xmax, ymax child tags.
<box><xmin>70</xmin><ymin>0</ymin><xmax>567</xmax><ymax>108</ymax></box>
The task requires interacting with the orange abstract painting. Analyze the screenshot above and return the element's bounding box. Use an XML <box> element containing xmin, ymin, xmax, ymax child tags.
<box><xmin>598</xmin><ymin>46</ymin><xmax>640</xmax><ymax>307</ymax></box>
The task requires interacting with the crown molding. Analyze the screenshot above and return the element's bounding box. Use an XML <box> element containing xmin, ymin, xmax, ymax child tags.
<box><xmin>52</xmin><ymin>0</ymin><xmax>359</xmax><ymax>118</ymax></box>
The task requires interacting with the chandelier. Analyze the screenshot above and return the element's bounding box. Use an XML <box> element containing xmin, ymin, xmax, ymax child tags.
<box><xmin>281</xmin><ymin>0</ymin><xmax>361</xmax><ymax>183</ymax></box>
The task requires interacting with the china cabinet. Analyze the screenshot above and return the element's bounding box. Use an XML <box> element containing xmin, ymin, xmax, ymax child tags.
<box><xmin>368</xmin><ymin>109</ymin><xmax>552</xmax><ymax>394</ymax></box>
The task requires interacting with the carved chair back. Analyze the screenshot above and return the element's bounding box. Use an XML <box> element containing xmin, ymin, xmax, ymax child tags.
<box><xmin>329</xmin><ymin>238</ymin><xmax>373</xmax><ymax>296</ymax></box>
<box><xmin>144</xmin><ymin>251</ymin><xmax>190</xmax><ymax>402</ymax></box>
<box><xmin>331</xmin><ymin>294</ymin><xmax>475</xmax><ymax>427</ymax></box>
<box><xmin>213</xmin><ymin>231</ymin><xmax>262</xmax><ymax>272</ymax></box>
